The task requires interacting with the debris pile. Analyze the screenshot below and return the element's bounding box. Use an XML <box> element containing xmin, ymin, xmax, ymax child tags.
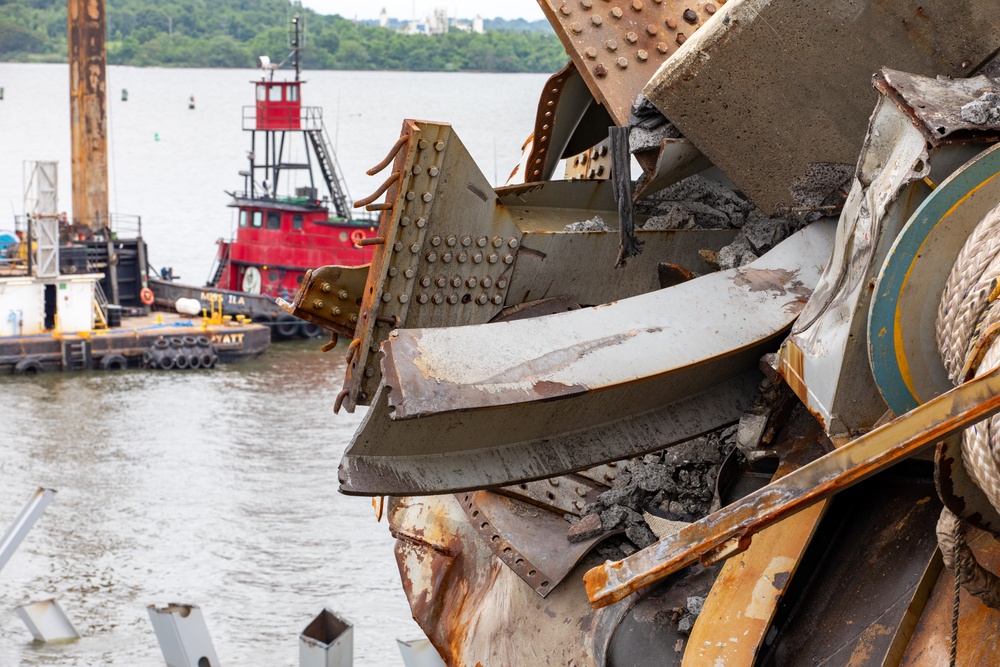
<box><xmin>570</xmin><ymin>424</ymin><xmax>738</xmax><ymax>561</ymax></box>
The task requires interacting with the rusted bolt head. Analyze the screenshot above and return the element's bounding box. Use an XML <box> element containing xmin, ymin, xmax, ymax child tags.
<box><xmin>509</xmin><ymin>238</ymin><xmax>519</xmax><ymax>248</ymax></box>
<box><xmin>349</xmin><ymin>313</ymin><xmax>358</xmax><ymax>323</ymax></box>
<box><xmin>637</xmin><ymin>49</ymin><xmax>649</xmax><ymax>61</ymax></box>
<box><xmin>398</xmin><ymin>294</ymin><xmax>409</xmax><ymax>304</ymax></box>
<box><xmin>428</xmin><ymin>166</ymin><xmax>439</xmax><ymax>176</ymax></box>
<box><xmin>492</xmin><ymin>236</ymin><xmax>504</xmax><ymax>248</ymax></box>
<box><xmin>339</xmin><ymin>290</ymin><xmax>349</xmax><ymax>300</ymax></box>
<box><xmin>476</xmin><ymin>294</ymin><xmax>489</xmax><ymax>305</ymax></box>
<box><xmin>632</xmin><ymin>0</ymin><xmax>643</xmax><ymax>10</ymax></box>
<box><xmin>599</xmin><ymin>145</ymin><xmax>608</xmax><ymax>156</ymax></box>
<box><xmin>404</xmin><ymin>268</ymin><xmax>415</xmax><ymax>278</ymax></box>
<box><xmin>581</xmin><ymin>0</ymin><xmax>593</xmax><ymax>7</ymax></box>
<box><xmin>457</xmin><ymin>252</ymin><xmax>468</xmax><ymax>263</ymax></box>
<box><xmin>616</xmin><ymin>57</ymin><xmax>629</xmax><ymax>69</ymax></box>
<box><xmin>461</xmin><ymin>235</ymin><xmax>472</xmax><ymax>247</ymax></box>
<box><xmin>432</xmin><ymin>293</ymin><xmax>444</xmax><ymax>304</ymax></box>
<box><xmin>466</xmin><ymin>277</ymin><xmax>477</xmax><ymax>288</ymax></box>
<box><xmin>657</xmin><ymin>42</ymin><xmax>669</xmax><ymax>53</ymax></box>
<box><xmin>426</xmin><ymin>252</ymin><xmax>438</xmax><ymax>263</ymax></box>
<box><xmin>393</xmin><ymin>242</ymin><xmax>403</xmax><ymax>252</ymax></box>
<box><xmin>597</xmin><ymin>164</ymin><xmax>606</xmax><ymax>175</ymax></box>
<box><xmin>492</xmin><ymin>295</ymin><xmax>503</xmax><ymax>305</ymax></box>
<box><xmin>473</xmin><ymin>252</ymin><xmax>484</xmax><ymax>263</ymax></box>
<box><xmin>503</xmin><ymin>254</ymin><xmax>514</xmax><ymax>265</ymax></box>
<box><xmin>313</xmin><ymin>299</ymin><xmax>325</xmax><ymax>310</ymax></box>
<box><xmin>570</xmin><ymin>21</ymin><xmax>582</xmax><ymax>33</ymax></box>
<box><xmin>476</xmin><ymin>236</ymin><xmax>488</xmax><ymax>248</ymax></box>
<box><xmin>606</xmin><ymin>39</ymin><xmax>619</xmax><ymax>51</ymax></box>
<box><xmin>320</xmin><ymin>282</ymin><xmax>331</xmax><ymax>293</ymax></box>
<box><xmin>560</xmin><ymin>3</ymin><xmax>572</xmax><ymax>14</ymax></box>
<box><xmin>585</xmin><ymin>46</ymin><xmax>598</xmax><ymax>59</ymax></box>
<box><xmin>610</xmin><ymin>7</ymin><xmax>623</xmax><ymax>18</ymax></box>
<box><xmin>591</xmin><ymin>15</ymin><xmax>603</xmax><ymax>25</ymax></box>
<box><xmin>332</xmin><ymin>306</ymin><xmax>342</xmax><ymax>315</ymax></box>
<box><xmin>405</xmin><ymin>191</ymin><xmax>416</xmax><ymax>201</ymax></box>
<box><xmin>417</xmin><ymin>293</ymin><xmax>428</xmax><ymax>304</ymax></box>
<box><xmin>410</xmin><ymin>243</ymin><xmax>420</xmax><ymax>253</ymax></box>
<box><xmin>451</xmin><ymin>276</ymin><xmax>462</xmax><ymax>287</ymax></box>
<box><xmin>488</xmin><ymin>254</ymin><xmax>499</xmax><ymax>264</ymax></box>
<box><xmin>412</xmin><ymin>165</ymin><xmax>422</xmax><ymax>175</ymax></box>
<box><xmin>705</xmin><ymin>3</ymin><xmax>717</xmax><ymax>13</ymax></box>
<box><xmin>683</xmin><ymin>8</ymin><xmax>698</xmax><ymax>23</ymax></box>
<box><xmin>646</xmin><ymin>23</ymin><xmax>658</xmax><ymax>35</ymax></box>
<box><xmin>481</xmin><ymin>277</ymin><xmax>493</xmax><ymax>288</ymax></box>
<box><xmin>388</xmin><ymin>266</ymin><xmax>398</xmax><ymax>277</ymax></box>
<box><xmin>447</xmin><ymin>294</ymin><xmax>459</xmax><ymax>304</ymax></box>
<box><xmin>401</xmin><ymin>216</ymin><xmax>411</xmax><ymax>226</ymax></box>
<box><xmin>420</xmin><ymin>276</ymin><xmax>431</xmax><ymax>287</ymax></box>
<box><xmin>626</xmin><ymin>31</ymin><xmax>638</xmax><ymax>43</ymax></box>
<box><xmin>431</xmin><ymin>236</ymin><xmax>442</xmax><ymax>246</ymax></box>
<box><xmin>435</xmin><ymin>276</ymin><xmax>447</xmax><ymax>287</ymax></box>
<box><xmin>665</xmin><ymin>16</ymin><xmax>677</xmax><ymax>29</ymax></box>
<box><xmin>441</xmin><ymin>252</ymin><xmax>453</xmax><ymax>263</ymax></box>
<box><xmin>434</xmin><ymin>141</ymin><xmax>445</xmax><ymax>151</ymax></box>
<box><xmin>421</xmin><ymin>192</ymin><xmax>433</xmax><ymax>203</ymax></box>
<box><xmin>676</xmin><ymin>32</ymin><xmax>686</xmax><ymax>44</ymax></box>
<box><xmin>381</xmin><ymin>293</ymin><xmax>392</xmax><ymax>303</ymax></box>
<box><xmin>497</xmin><ymin>278</ymin><xmax>509</xmax><ymax>289</ymax></box>
<box><xmin>418</xmin><ymin>139</ymin><xmax>428</xmax><ymax>149</ymax></box>
<box><xmin>364</xmin><ymin>366</ymin><xmax>375</xmax><ymax>378</ymax></box>
<box><xmin>416</xmin><ymin>217</ymin><xmax>427</xmax><ymax>228</ymax></box>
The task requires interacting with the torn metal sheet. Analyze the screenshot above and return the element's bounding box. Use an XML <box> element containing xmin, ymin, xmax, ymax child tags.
<box><xmin>497</xmin><ymin>474</ymin><xmax>604</xmax><ymax>516</ymax></box>
<box><xmin>389</xmin><ymin>493</ymin><xmax>618</xmax><ymax>666</ymax></box>
<box><xmin>870</xmin><ymin>142</ymin><xmax>1000</xmax><ymax>415</ymax></box>
<box><xmin>643</xmin><ymin>0</ymin><xmax>1000</xmax><ymax>213</ymax></box>
<box><xmin>539</xmin><ymin>0</ymin><xmax>723</xmax><ymax>127</ymax></box>
<box><xmin>877</xmin><ymin>68</ymin><xmax>1000</xmax><ymax>144</ymax></box>
<box><xmin>380</xmin><ymin>221</ymin><xmax>833</xmax><ymax>420</ymax></box>
<box><xmin>584</xmin><ymin>364</ymin><xmax>1000</xmax><ymax>608</ymax></box>
<box><xmin>277</xmin><ymin>264</ymin><xmax>368</xmax><ymax>339</ymax></box>
<box><xmin>461</xmin><ymin>490</ymin><xmax>614</xmax><ymax>597</ymax></box>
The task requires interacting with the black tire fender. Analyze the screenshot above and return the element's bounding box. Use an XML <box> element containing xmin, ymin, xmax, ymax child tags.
<box><xmin>100</xmin><ymin>354</ymin><xmax>128</xmax><ymax>371</ymax></box>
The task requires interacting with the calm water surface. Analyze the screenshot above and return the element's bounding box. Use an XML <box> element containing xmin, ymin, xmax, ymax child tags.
<box><xmin>0</xmin><ymin>63</ymin><xmax>547</xmax><ymax>665</ymax></box>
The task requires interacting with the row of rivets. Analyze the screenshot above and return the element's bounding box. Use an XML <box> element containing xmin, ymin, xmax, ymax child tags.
<box><xmin>413</xmin><ymin>292</ymin><xmax>505</xmax><ymax>306</ymax></box>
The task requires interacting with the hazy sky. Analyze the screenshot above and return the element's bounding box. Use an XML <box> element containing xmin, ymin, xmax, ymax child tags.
<box><xmin>298</xmin><ymin>0</ymin><xmax>547</xmax><ymax>22</ymax></box>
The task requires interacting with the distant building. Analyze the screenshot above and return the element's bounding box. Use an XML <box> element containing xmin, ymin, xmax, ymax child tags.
<box><xmin>388</xmin><ymin>6</ymin><xmax>487</xmax><ymax>36</ymax></box>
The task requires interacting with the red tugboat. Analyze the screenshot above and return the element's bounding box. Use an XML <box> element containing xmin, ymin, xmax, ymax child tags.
<box><xmin>150</xmin><ymin>15</ymin><xmax>376</xmax><ymax>339</ymax></box>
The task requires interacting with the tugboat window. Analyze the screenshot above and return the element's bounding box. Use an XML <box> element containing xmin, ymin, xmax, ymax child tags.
<box><xmin>251</xmin><ymin>211</ymin><xmax>262</xmax><ymax>228</ymax></box>
<box><xmin>293</xmin><ymin>214</ymin><xmax>303</xmax><ymax>230</ymax></box>
<box><xmin>266</xmin><ymin>212</ymin><xmax>281</xmax><ymax>230</ymax></box>
<box><xmin>269</xmin><ymin>271</ymin><xmax>279</xmax><ymax>282</ymax></box>
<box><xmin>256</xmin><ymin>85</ymin><xmax>265</xmax><ymax>102</ymax></box>
<box><xmin>239</xmin><ymin>210</ymin><xmax>248</xmax><ymax>228</ymax></box>
<box><xmin>269</xmin><ymin>86</ymin><xmax>282</xmax><ymax>102</ymax></box>
<box><xmin>288</xmin><ymin>86</ymin><xmax>298</xmax><ymax>102</ymax></box>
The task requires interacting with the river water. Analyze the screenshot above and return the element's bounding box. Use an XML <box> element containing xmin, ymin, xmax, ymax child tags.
<box><xmin>0</xmin><ymin>63</ymin><xmax>547</xmax><ymax>665</ymax></box>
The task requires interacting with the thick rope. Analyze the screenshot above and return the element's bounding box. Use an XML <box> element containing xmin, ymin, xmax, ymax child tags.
<box><xmin>935</xmin><ymin>201</ymin><xmax>1000</xmax><ymax>614</ymax></box>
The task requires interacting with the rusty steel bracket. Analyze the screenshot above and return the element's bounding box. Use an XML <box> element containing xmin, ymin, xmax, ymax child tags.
<box><xmin>584</xmin><ymin>364</ymin><xmax>1000</xmax><ymax>609</ymax></box>
<box><xmin>498</xmin><ymin>473</ymin><xmax>606</xmax><ymax>516</ymax></box>
<box><xmin>461</xmin><ymin>490</ymin><xmax>619</xmax><ymax>597</ymax></box>
<box><xmin>338</xmin><ymin>120</ymin><xmax>524</xmax><ymax>412</ymax></box>
<box><xmin>278</xmin><ymin>264</ymin><xmax>369</xmax><ymax>339</ymax></box>
<box><xmin>539</xmin><ymin>0</ymin><xmax>723</xmax><ymax>127</ymax></box>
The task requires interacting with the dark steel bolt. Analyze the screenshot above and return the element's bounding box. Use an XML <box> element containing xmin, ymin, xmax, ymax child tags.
<box><xmin>676</xmin><ymin>32</ymin><xmax>686</xmax><ymax>44</ymax></box>
<box><xmin>683</xmin><ymin>8</ymin><xmax>697</xmax><ymax>23</ymax></box>
<box><xmin>497</xmin><ymin>278</ymin><xmax>508</xmax><ymax>289</ymax></box>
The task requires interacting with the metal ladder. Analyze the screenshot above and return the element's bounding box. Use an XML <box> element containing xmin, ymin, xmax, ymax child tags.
<box><xmin>306</xmin><ymin>125</ymin><xmax>352</xmax><ymax>220</ymax></box>
<box><xmin>207</xmin><ymin>242</ymin><xmax>230</xmax><ymax>287</ymax></box>
<box><xmin>93</xmin><ymin>280</ymin><xmax>109</xmax><ymax>329</ymax></box>
<box><xmin>61</xmin><ymin>339</ymin><xmax>91</xmax><ymax>371</ymax></box>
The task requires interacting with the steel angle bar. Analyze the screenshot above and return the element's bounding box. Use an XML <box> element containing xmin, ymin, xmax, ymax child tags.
<box><xmin>0</xmin><ymin>487</ymin><xmax>55</xmax><ymax>574</ymax></box>
<box><xmin>584</xmin><ymin>364</ymin><xmax>1000</xmax><ymax>609</ymax></box>
<box><xmin>340</xmin><ymin>369</ymin><xmax>760</xmax><ymax>495</ymax></box>
<box><xmin>381</xmin><ymin>221</ymin><xmax>835</xmax><ymax>420</ymax></box>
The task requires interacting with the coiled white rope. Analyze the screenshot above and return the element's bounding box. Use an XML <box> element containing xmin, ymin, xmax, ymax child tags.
<box><xmin>935</xmin><ymin>200</ymin><xmax>1000</xmax><ymax>611</ymax></box>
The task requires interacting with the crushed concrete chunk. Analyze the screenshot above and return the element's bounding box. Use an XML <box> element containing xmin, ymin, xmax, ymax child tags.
<box><xmin>564</xmin><ymin>215</ymin><xmax>613</xmax><ymax>232</ymax></box>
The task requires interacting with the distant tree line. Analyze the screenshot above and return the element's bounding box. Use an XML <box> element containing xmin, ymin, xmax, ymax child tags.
<box><xmin>0</xmin><ymin>0</ymin><xmax>567</xmax><ymax>73</ymax></box>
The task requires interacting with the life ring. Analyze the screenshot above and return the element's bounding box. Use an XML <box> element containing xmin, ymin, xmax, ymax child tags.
<box><xmin>100</xmin><ymin>353</ymin><xmax>128</xmax><ymax>371</ymax></box>
<box><xmin>140</xmin><ymin>287</ymin><xmax>155</xmax><ymax>306</ymax></box>
<box><xmin>350</xmin><ymin>229</ymin><xmax>366</xmax><ymax>246</ymax></box>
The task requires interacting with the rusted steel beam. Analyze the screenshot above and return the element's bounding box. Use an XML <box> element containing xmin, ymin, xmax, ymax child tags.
<box><xmin>68</xmin><ymin>0</ymin><xmax>109</xmax><ymax>234</ymax></box>
<box><xmin>585</xmin><ymin>364</ymin><xmax>1000</xmax><ymax>608</ymax></box>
